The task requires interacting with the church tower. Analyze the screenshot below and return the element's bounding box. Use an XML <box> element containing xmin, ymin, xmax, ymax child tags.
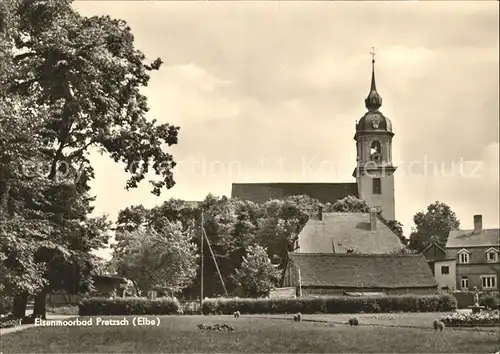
<box><xmin>353</xmin><ymin>49</ymin><xmax>397</xmax><ymax>221</ymax></box>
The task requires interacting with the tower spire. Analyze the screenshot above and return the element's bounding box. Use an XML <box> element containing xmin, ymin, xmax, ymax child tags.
<box><xmin>365</xmin><ymin>47</ymin><xmax>382</xmax><ymax>111</ymax></box>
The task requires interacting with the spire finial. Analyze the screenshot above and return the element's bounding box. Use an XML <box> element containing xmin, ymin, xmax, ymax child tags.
<box><xmin>369</xmin><ymin>46</ymin><xmax>376</xmax><ymax>64</ymax></box>
<box><xmin>365</xmin><ymin>47</ymin><xmax>382</xmax><ymax>111</ymax></box>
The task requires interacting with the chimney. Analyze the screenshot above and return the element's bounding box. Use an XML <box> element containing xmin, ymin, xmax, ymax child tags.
<box><xmin>318</xmin><ymin>205</ymin><xmax>323</xmax><ymax>221</ymax></box>
<box><xmin>473</xmin><ymin>215</ymin><xmax>482</xmax><ymax>234</ymax></box>
<box><xmin>370</xmin><ymin>209</ymin><xmax>377</xmax><ymax>231</ymax></box>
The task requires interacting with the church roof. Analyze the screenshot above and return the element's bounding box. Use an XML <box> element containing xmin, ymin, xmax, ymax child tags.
<box><xmin>356</xmin><ymin>111</ymin><xmax>393</xmax><ymax>134</ymax></box>
<box><xmin>286</xmin><ymin>253</ymin><xmax>438</xmax><ymax>289</ymax></box>
<box><xmin>446</xmin><ymin>229</ymin><xmax>500</xmax><ymax>248</ymax></box>
<box><xmin>297</xmin><ymin>212</ymin><xmax>403</xmax><ymax>254</ymax></box>
<box><xmin>364</xmin><ymin>55</ymin><xmax>382</xmax><ymax>111</ymax></box>
<box><xmin>231</xmin><ymin>182</ymin><xmax>358</xmax><ymax>205</ymax></box>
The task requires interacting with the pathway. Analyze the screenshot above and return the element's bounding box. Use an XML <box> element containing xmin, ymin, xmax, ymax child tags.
<box><xmin>0</xmin><ymin>314</ymin><xmax>76</xmax><ymax>336</ymax></box>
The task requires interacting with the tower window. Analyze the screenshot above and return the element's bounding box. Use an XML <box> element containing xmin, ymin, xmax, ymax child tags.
<box><xmin>373</xmin><ymin>178</ymin><xmax>381</xmax><ymax>194</ymax></box>
<box><xmin>370</xmin><ymin>141</ymin><xmax>382</xmax><ymax>163</ymax></box>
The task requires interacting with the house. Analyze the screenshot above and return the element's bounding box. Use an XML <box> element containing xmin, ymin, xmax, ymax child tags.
<box><xmin>232</xmin><ymin>56</ymin><xmax>397</xmax><ymax>222</ymax></box>
<box><xmin>296</xmin><ymin>208</ymin><xmax>403</xmax><ymax>254</ymax></box>
<box><xmin>432</xmin><ymin>259</ymin><xmax>457</xmax><ymax>291</ymax></box>
<box><xmin>91</xmin><ymin>274</ymin><xmax>128</xmax><ymax>297</ymax></box>
<box><xmin>281</xmin><ymin>253</ymin><xmax>438</xmax><ymax>296</ymax></box>
<box><xmin>445</xmin><ymin>214</ymin><xmax>499</xmax><ymax>291</ymax></box>
<box><xmin>47</xmin><ymin>274</ymin><xmax>127</xmax><ymax>306</ymax></box>
<box><xmin>421</xmin><ymin>242</ymin><xmax>457</xmax><ymax>291</ymax></box>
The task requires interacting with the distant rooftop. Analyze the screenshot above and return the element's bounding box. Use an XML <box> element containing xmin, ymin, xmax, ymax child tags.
<box><xmin>298</xmin><ymin>212</ymin><xmax>403</xmax><ymax>254</ymax></box>
<box><xmin>231</xmin><ymin>182</ymin><xmax>358</xmax><ymax>205</ymax></box>
<box><xmin>446</xmin><ymin>229</ymin><xmax>500</xmax><ymax>248</ymax></box>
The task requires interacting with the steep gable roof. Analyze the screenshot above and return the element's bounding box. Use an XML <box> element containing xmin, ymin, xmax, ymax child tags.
<box><xmin>421</xmin><ymin>242</ymin><xmax>447</xmax><ymax>261</ymax></box>
<box><xmin>231</xmin><ymin>182</ymin><xmax>358</xmax><ymax>205</ymax></box>
<box><xmin>298</xmin><ymin>212</ymin><xmax>403</xmax><ymax>254</ymax></box>
<box><xmin>446</xmin><ymin>229</ymin><xmax>500</xmax><ymax>248</ymax></box>
<box><xmin>287</xmin><ymin>253</ymin><xmax>437</xmax><ymax>289</ymax></box>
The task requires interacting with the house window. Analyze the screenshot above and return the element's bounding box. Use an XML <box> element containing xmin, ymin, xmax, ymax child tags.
<box><xmin>373</xmin><ymin>178</ymin><xmax>381</xmax><ymax>194</ymax></box>
<box><xmin>486</xmin><ymin>249</ymin><xmax>498</xmax><ymax>263</ymax></box>
<box><xmin>457</xmin><ymin>249</ymin><xmax>470</xmax><ymax>264</ymax></box>
<box><xmin>460</xmin><ymin>276</ymin><xmax>469</xmax><ymax>290</ymax></box>
<box><xmin>441</xmin><ymin>266</ymin><xmax>449</xmax><ymax>275</ymax></box>
<box><xmin>481</xmin><ymin>275</ymin><xmax>497</xmax><ymax>290</ymax></box>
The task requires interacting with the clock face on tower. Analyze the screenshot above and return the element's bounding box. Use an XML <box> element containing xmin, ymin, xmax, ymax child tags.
<box><xmin>372</xmin><ymin>115</ymin><xmax>381</xmax><ymax>129</ymax></box>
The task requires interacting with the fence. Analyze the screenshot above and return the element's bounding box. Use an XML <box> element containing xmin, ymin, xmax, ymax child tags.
<box><xmin>179</xmin><ymin>300</ymin><xmax>201</xmax><ymax>314</ymax></box>
<box><xmin>47</xmin><ymin>293</ymin><xmax>80</xmax><ymax>306</ymax></box>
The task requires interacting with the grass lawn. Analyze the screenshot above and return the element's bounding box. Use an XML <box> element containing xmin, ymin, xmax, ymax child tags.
<box><xmin>1</xmin><ymin>313</ymin><xmax>499</xmax><ymax>353</ymax></box>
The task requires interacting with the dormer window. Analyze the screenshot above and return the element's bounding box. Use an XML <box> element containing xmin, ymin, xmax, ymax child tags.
<box><xmin>457</xmin><ymin>249</ymin><xmax>471</xmax><ymax>264</ymax></box>
<box><xmin>485</xmin><ymin>248</ymin><xmax>499</xmax><ymax>263</ymax></box>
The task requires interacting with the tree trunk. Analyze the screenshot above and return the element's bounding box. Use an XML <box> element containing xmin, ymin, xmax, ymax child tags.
<box><xmin>12</xmin><ymin>292</ymin><xmax>28</xmax><ymax>318</ymax></box>
<box><xmin>131</xmin><ymin>280</ymin><xmax>140</xmax><ymax>296</ymax></box>
<box><xmin>33</xmin><ymin>290</ymin><xmax>47</xmax><ymax>319</ymax></box>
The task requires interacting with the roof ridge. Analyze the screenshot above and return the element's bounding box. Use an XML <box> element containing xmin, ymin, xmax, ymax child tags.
<box><xmin>322</xmin><ymin>212</ymin><xmax>371</xmax><ymax>214</ymax></box>
<box><xmin>232</xmin><ymin>182</ymin><xmax>357</xmax><ymax>185</ymax></box>
<box><xmin>290</xmin><ymin>252</ymin><xmax>419</xmax><ymax>258</ymax></box>
<box><xmin>451</xmin><ymin>228</ymin><xmax>500</xmax><ymax>232</ymax></box>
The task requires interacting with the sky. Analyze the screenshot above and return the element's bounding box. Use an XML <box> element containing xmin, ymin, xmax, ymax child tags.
<box><xmin>71</xmin><ymin>1</ymin><xmax>500</xmax><ymax>259</ymax></box>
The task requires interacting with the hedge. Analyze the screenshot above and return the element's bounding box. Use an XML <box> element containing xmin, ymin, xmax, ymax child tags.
<box><xmin>480</xmin><ymin>292</ymin><xmax>500</xmax><ymax>310</ymax></box>
<box><xmin>451</xmin><ymin>291</ymin><xmax>500</xmax><ymax>309</ymax></box>
<box><xmin>79</xmin><ymin>297</ymin><xmax>180</xmax><ymax>316</ymax></box>
<box><xmin>201</xmin><ymin>294</ymin><xmax>457</xmax><ymax>315</ymax></box>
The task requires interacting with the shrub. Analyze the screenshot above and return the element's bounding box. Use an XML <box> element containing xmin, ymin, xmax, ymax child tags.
<box><xmin>480</xmin><ymin>292</ymin><xmax>499</xmax><ymax>310</ymax></box>
<box><xmin>79</xmin><ymin>297</ymin><xmax>180</xmax><ymax>316</ymax></box>
<box><xmin>0</xmin><ymin>315</ymin><xmax>21</xmax><ymax>329</ymax></box>
<box><xmin>0</xmin><ymin>295</ymin><xmax>13</xmax><ymax>315</ymax></box>
<box><xmin>201</xmin><ymin>294</ymin><xmax>456</xmax><ymax>315</ymax></box>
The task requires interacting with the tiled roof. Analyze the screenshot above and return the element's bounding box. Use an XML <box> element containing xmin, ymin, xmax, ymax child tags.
<box><xmin>446</xmin><ymin>229</ymin><xmax>500</xmax><ymax>248</ymax></box>
<box><xmin>231</xmin><ymin>182</ymin><xmax>358</xmax><ymax>205</ymax></box>
<box><xmin>297</xmin><ymin>212</ymin><xmax>403</xmax><ymax>254</ymax></box>
<box><xmin>288</xmin><ymin>253</ymin><xmax>437</xmax><ymax>288</ymax></box>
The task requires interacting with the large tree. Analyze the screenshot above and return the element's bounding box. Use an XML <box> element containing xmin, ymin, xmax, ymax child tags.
<box><xmin>3</xmin><ymin>0</ymin><xmax>180</xmax><ymax>318</ymax></box>
<box><xmin>113</xmin><ymin>222</ymin><xmax>198</xmax><ymax>296</ymax></box>
<box><xmin>408</xmin><ymin>201</ymin><xmax>460</xmax><ymax>252</ymax></box>
<box><xmin>1</xmin><ymin>8</ymin><xmax>57</xmax><ymax>315</ymax></box>
<box><xmin>257</xmin><ymin>195</ymin><xmax>319</xmax><ymax>268</ymax></box>
<box><xmin>115</xmin><ymin>196</ymin><xmax>265</xmax><ymax>298</ymax></box>
<box><xmin>232</xmin><ymin>245</ymin><xmax>280</xmax><ymax>298</ymax></box>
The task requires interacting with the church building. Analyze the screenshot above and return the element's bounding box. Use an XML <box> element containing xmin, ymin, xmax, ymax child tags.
<box><xmin>232</xmin><ymin>52</ymin><xmax>397</xmax><ymax>221</ymax></box>
<box><xmin>232</xmin><ymin>52</ymin><xmax>438</xmax><ymax>296</ymax></box>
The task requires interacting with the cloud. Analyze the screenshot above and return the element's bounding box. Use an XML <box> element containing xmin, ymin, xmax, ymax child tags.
<box><xmin>73</xmin><ymin>1</ymin><xmax>498</xmax><ymax>259</ymax></box>
<box><xmin>143</xmin><ymin>63</ymin><xmax>259</xmax><ymax>126</ymax></box>
<box><xmin>163</xmin><ymin>63</ymin><xmax>232</xmax><ymax>92</ymax></box>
